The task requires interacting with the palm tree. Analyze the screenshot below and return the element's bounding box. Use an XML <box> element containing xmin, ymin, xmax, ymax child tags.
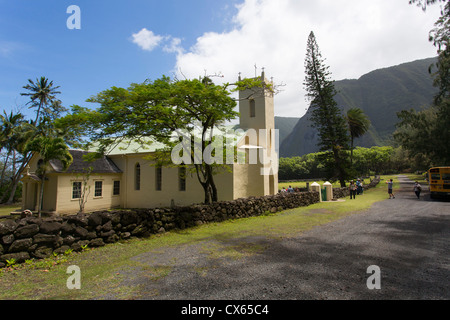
<box><xmin>0</xmin><ymin>114</ymin><xmax>38</xmax><ymax>204</ymax></box>
<box><xmin>0</xmin><ymin>111</ymin><xmax>25</xmax><ymax>195</ymax></box>
<box><xmin>21</xmin><ymin>77</ymin><xmax>61</xmax><ymax>126</ymax></box>
<box><xmin>0</xmin><ymin>111</ymin><xmax>24</xmax><ymax>151</ymax></box>
<box><xmin>346</xmin><ymin>108</ymin><xmax>371</xmax><ymax>165</ymax></box>
<box><xmin>25</xmin><ymin>136</ymin><xmax>72</xmax><ymax>217</ymax></box>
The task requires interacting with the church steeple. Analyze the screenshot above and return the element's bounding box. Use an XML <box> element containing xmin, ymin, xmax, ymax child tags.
<box><xmin>238</xmin><ymin>70</ymin><xmax>275</xmax><ymax>143</ymax></box>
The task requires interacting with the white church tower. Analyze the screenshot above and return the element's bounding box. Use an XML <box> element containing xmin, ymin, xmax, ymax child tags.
<box><xmin>233</xmin><ymin>70</ymin><xmax>279</xmax><ymax>198</ymax></box>
<box><xmin>238</xmin><ymin>69</ymin><xmax>275</xmax><ymax>147</ymax></box>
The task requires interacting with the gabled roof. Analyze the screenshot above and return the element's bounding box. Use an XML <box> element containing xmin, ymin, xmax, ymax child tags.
<box><xmin>93</xmin><ymin>125</ymin><xmax>249</xmax><ymax>156</ymax></box>
<box><xmin>49</xmin><ymin>150</ymin><xmax>122</xmax><ymax>174</ymax></box>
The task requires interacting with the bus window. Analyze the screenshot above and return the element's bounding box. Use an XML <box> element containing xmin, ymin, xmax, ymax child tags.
<box><xmin>442</xmin><ymin>173</ymin><xmax>450</xmax><ymax>180</ymax></box>
<box><xmin>431</xmin><ymin>173</ymin><xmax>441</xmax><ymax>180</ymax></box>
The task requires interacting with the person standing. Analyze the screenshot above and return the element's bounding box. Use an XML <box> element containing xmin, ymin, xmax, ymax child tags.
<box><xmin>349</xmin><ymin>180</ymin><xmax>357</xmax><ymax>199</ymax></box>
<box><xmin>386</xmin><ymin>179</ymin><xmax>395</xmax><ymax>199</ymax></box>
<box><xmin>414</xmin><ymin>181</ymin><xmax>422</xmax><ymax>199</ymax></box>
<box><xmin>356</xmin><ymin>179</ymin><xmax>362</xmax><ymax>195</ymax></box>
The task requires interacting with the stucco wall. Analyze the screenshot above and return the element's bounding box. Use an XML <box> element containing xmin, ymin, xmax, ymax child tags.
<box><xmin>55</xmin><ymin>174</ymin><xmax>122</xmax><ymax>214</ymax></box>
<box><xmin>110</xmin><ymin>154</ymin><xmax>235</xmax><ymax>209</ymax></box>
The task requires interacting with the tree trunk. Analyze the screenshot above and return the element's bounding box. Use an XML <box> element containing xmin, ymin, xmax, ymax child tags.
<box><xmin>0</xmin><ymin>151</ymin><xmax>11</xmax><ymax>190</ymax></box>
<box><xmin>350</xmin><ymin>137</ymin><xmax>354</xmax><ymax>166</ymax></box>
<box><xmin>5</xmin><ymin>152</ymin><xmax>33</xmax><ymax>204</ymax></box>
<box><xmin>205</xmin><ymin>164</ymin><xmax>218</xmax><ymax>203</ymax></box>
<box><xmin>201</xmin><ymin>182</ymin><xmax>211</xmax><ymax>204</ymax></box>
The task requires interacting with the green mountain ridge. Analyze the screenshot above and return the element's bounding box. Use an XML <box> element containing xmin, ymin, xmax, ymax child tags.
<box><xmin>278</xmin><ymin>57</ymin><xmax>439</xmax><ymax>158</ymax></box>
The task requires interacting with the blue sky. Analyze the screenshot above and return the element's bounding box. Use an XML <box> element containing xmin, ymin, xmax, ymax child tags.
<box><xmin>0</xmin><ymin>0</ymin><xmax>442</xmax><ymax>119</ymax></box>
<box><xmin>0</xmin><ymin>0</ymin><xmax>239</xmax><ymax>118</ymax></box>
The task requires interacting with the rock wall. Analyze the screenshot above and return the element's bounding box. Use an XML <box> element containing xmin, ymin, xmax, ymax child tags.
<box><xmin>332</xmin><ymin>177</ymin><xmax>380</xmax><ymax>199</ymax></box>
<box><xmin>0</xmin><ymin>191</ymin><xmax>319</xmax><ymax>267</ymax></box>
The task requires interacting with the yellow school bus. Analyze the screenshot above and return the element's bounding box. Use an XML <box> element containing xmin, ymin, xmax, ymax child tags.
<box><xmin>428</xmin><ymin>167</ymin><xmax>450</xmax><ymax>199</ymax></box>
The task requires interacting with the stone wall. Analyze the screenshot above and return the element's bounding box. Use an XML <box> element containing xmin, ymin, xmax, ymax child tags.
<box><xmin>332</xmin><ymin>176</ymin><xmax>380</xmax><ymax>199</ymax></box>
<box><xmin>0</xmin><ymin>191</ymin><xmax>319</xmax><ymax>267</ymax></box>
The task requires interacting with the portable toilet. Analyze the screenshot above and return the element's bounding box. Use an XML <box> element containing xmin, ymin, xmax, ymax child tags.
<box><xmin>311</xmin><ymin>182</ymin><xmax>321</xmax><ymax>202</ymax></box>
<box><xmin>323</xmin><ymin>182</ymin><xmax>333</xmax><ymax>202</ymax></box>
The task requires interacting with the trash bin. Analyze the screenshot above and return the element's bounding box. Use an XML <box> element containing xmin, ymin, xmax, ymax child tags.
<box><xmin>323</xmin><ymin>182</ymin><xmax>333</xmax><ymax>202</ymax></box>
<box><xmin>311</xmin><ymin>182</ymin><xmax>321</xmax><ymax>202</ymax></box>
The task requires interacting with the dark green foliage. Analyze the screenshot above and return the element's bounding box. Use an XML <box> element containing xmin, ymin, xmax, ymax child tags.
<box><xmin>1</xmin><ymin>77</ymin><xmax>72</xmax><ymax>205</ymax></box>
<box><xmin>279</xmin><ymin>146</ymin><xmax>420</xmax><ymax>181</ymax></box>
<box><xmin>303</xmin><ymin>31</ymin><xmax>351</xmax><ymax>187</ymax></box>
<box><xmin>395</xmin><ymin>0</ymin><xmax>450</xmax><ymax>166</ymax></box>
<box><xmin>346</xmin><ymin>108</ymin><xmax>371</xmax><ymax>165</ymax></box>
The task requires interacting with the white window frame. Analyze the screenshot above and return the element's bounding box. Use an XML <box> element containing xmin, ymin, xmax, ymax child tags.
<box><xmin>94</xmin><ymin>180</ymin><xmax>103</xmax><ymax>198</ymax></box>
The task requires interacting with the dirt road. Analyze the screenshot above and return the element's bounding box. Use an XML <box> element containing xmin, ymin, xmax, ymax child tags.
<box><xmin>121</xmin><ymin>176</ymin><xmax>450</xmax><ymax>300</ymax></box>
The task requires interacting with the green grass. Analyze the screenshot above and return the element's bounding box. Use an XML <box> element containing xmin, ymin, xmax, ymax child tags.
<box><xmin>0</xmin><ymin>175</ymin><xmax>392</xmax><ymax>300</ymax></box>
<box><xmin>279</xmin><ymin>180</ymin><xmax>339</xmax><ymax>189</ymax></box>
<box><xmin>278</xmin><ymin>177</ymin><xmax>375</xmax><ymax>190</ymax></box>
<box><xmin>0</xmin><ymin>204</ymin><xmax>20</xmax><ymax>217</ymax></box>
<box><xmin>403</xmin><ymin>173</ymin><xmax>427</xmax><ymax>184</ymax></box>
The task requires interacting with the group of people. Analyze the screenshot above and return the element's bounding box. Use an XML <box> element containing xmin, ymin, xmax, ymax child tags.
<box><xmin>280</xmin><ymin>185</ymin><xmax>297</xmax><ymax>193</ymax></box>
<box><xmin>348</xmin><ymin>178</ymin><xmax>364</xmax><ymax>199</ymax></box>
<box><xmin>282</xmin><ymin>178</ymin><xmax>424</xmax><ymax>200</ymax></box>
<box><xmin>386</xmin><ymin>179</ymin><xmax>423</xmax><ymax>200</ymax></box>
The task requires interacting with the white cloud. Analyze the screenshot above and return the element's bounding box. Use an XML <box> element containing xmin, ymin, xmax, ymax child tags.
<box><xmin>132</xmin><ymin>28</ymin><xmax>184</xmax><ymax>56</ymax></box>
<box><xmin>163</xmin><ymin>37</ymin><xmax>184</xmax><ymax>55</ymax></box>
<box><xmin>172</xmin><ymin>0</ymin><xmax>443</xmax><ymax>118</ymax></box>
<box><xmin>131</xmin><ymin>28</ymin><xmax>164</xmax><ymax>51</ymax></box>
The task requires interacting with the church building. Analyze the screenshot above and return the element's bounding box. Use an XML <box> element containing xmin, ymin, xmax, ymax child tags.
<box><xmin>20</xmin><ymin>72</ymin><xmax>279</xmax><ymax>214</ymax></box>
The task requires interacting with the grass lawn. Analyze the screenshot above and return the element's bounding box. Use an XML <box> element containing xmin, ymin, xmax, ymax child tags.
<box><xmin>0</xmin><ymin>175</ymin><xmax>394</xmax><ymax>300</ymax></box>
<box><xmin>403</xmin><ymin>173</ymin><xmax>428</xmax><ymax>185</ymax></box>
<box><xmin>0</xmin><ymin>204</ymin><xmax>21</xmax><ymax>217</ymax></box>
<box><xmin>278</xmin><ymin>177</ymin><xmax>375</xmax><ymax>190</ymax></box>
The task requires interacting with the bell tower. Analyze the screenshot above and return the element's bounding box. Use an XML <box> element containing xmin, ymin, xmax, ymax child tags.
<box><xmin>236</xmin><ymin>70</ymin><xmax>278</xmax><ymax>197</ymax></box>
<box><xmin>239</xmin><ymin>69</ymin><xmax>275</xmax><ymax>149</ymax></box>
<box><xmin>238</xmin><ymin>70</ymin><xmax>275</xmax><ymax>149</ymax></box>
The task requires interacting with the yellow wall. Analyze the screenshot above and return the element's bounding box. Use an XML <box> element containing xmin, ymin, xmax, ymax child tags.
<box><xmin>54</xmin><ymin>173</ymin><xmax>122</xmax><ymax>214</ymax></box>
<box><xmin>110</xmin><ymin>154</ymin><xmax>234</xmax><ymax>208</ymax></box>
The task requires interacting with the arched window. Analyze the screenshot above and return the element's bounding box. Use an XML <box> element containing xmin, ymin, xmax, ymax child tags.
<box><xmin>135</xmin><ymin>163</ymin><xmax>141</xmax><ymax>191</ymax></box>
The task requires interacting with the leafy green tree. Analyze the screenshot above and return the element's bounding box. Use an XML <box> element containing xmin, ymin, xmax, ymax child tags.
<box><xmin>345</xmin><ymin>108</ymin><xmax>371</xmax><ymax>165</ymax></box>
<box><xmin>24</xmin><ymin>135</ymin><xmax>72</xmax><ymax>217</ymax></box>
<box><xmin>0</xmin><ymin>111</ymin><xmax>36</xmax><ymax>203</ymax></box>
<box><xmin>395</xmin><ymin>0</ymin><xmax>450</xmax><ymax>165</ymax></box>
<box><xmin>303</xmin><ymin>31</ymin><xmax>350</xmax><ymax>187</ymax></box>
<box><xmin>2</xmin><ymin>77</ymin><xmax>69</xmax><ymax>205</ymax></box>
<box><xmin>0</xmin><ymin>111</ymin><xmax>25</xmax><ymax>195</ymax></box>
<box><xmin>60</xmin><ymin>76</ymin><xmax>243</xmax><ymax>204</ymax></box>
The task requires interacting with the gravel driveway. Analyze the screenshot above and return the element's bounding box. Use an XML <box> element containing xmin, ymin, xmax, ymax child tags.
<box><xmin>119</xmin><ymin>176</ymin><xmax>450</xmax><ymax>300</ymax></box>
